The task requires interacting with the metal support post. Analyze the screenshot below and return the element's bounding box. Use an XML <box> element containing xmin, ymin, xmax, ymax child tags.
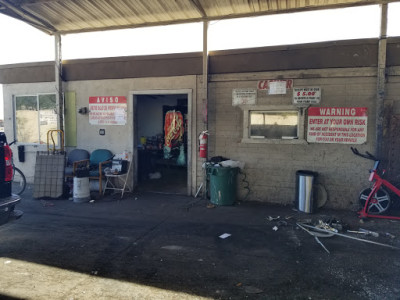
<box><xmin>55</xmin><ymin>33</ymin><xmax>64</xmax><ymax>134</ymax></box>
<box><xmin>375</xmin><ymin>4</ymin><xmax>388</xmax><ymax>158</ymax></box>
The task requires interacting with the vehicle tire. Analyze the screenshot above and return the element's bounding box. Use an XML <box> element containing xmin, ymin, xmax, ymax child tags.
<box><xmin>12</xmin><ymin>167</ymin><xmax>26</xmax><ymax>195</ymax></box>
<box><xmin>359</xmin><ymin>187</ymin><xmax>390</xmax><ymax>214</ymax></box>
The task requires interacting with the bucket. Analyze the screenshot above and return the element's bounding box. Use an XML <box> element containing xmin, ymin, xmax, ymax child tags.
<box><xmin>73</xmin><ymin>177</ymin><xmax>90</xmax><ymax>203</ymax></box>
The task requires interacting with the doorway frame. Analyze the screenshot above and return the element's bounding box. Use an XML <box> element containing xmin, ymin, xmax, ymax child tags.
<box><xmin>131</xmin><ymin>89</ymin><xmax>193</xmax><ymax>196</ymax></box>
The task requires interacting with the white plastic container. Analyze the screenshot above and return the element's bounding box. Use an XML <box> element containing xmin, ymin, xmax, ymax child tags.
<box><xmin>73</xmin><ymin>177</ymin><xmax>90</xmax><ymax>203</ymax></box>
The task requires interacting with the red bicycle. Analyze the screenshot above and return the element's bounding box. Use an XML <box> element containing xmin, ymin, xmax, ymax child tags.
<box><xmin>352</xmin><ymin>147</ymin><xmax>400</xmax><ymax>220</ymax></box>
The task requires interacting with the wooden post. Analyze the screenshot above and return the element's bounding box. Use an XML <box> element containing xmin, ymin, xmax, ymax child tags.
<box><xmin>376</xmin><ymin>4</ymin><xmax>387</xmax><ymax>158</ymax></box>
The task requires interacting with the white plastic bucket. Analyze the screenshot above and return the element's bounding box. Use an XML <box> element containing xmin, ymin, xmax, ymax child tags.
<box><xmin>73</xmin><ymin>177</ymin><xmax>90</xmax><ymax>203</ymax></box>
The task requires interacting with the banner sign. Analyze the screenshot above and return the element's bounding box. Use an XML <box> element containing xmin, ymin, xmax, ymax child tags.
<box><xmin>89</xmin><ymin>96</ymin><xmax>127</xmax><ymax>125</ymax></box>
<box><xmin>232</xmin><ymin>88</ymin><xmax>257</xmax><ymax>106</ymax></box>
<box><xmin>293</xmin><ymin>87</ymin><xmax>321</xmax><ymax>105</ymax></box>
<box><xmin>307</xmin><ymin>107</ymin><xmax>368</xmax><ymax>144</ymax></box>
<box><xmin>257</xmin><ymin>79</ymin><xmax>293</xmax><ymax>95</ymax></box>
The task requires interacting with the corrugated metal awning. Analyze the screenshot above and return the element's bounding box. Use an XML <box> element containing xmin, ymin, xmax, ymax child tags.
<box><xmin>0</xmin><ymin>0</ymin><xmax>397</xmax><ymax>35</ymax></box>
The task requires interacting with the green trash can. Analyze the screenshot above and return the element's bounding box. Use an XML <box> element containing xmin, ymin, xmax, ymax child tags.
<box><xmin>208</xmin><ymin>166</ymin><xmax>239</xmax><ymax>206</ymax></box>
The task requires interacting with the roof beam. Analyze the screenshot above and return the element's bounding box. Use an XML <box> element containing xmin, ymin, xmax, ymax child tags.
<box><xmin>189</xmin><ymin>0</ymin><xmax>207</xmax><ymax>18</ymax></box>
<box><xmin>0</xmin><ymin>0</ymin><xmax>56</xmax><ymax>34</ymax></box>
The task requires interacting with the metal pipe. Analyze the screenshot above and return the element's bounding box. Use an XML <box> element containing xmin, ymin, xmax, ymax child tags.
<box><xmin>375</xmin><ymin>3</ymin><xmax>388</xmax><ymax>158</ymax></box>
<box><xmin>298</xmin><ymin>223</ymin><xmax>399</xmax><ymax>250</ymax></box>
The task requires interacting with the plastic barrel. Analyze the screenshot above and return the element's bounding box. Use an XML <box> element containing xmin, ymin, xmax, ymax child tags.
<box><xmin>209</xmin><ymin>166</ymin><xmax>239</xmax><ymax>206</ymax></box>
<box><xmin>73</xmin><ymin>177</ymin><xmax>90</xmax><ymax>203</ymax></box>
<box><xmin>295</xmin><ymin>170</ymin><xmax>318</xmax><ymax>213</ymax></box>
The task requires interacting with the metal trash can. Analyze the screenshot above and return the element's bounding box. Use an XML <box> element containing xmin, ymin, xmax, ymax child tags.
<box><xmin>208</xmin><ymin>166</ymin><xmax>239</xmax><ymax>206</ymax></box>
<box><xmin>295</xmin><ymin>170</ymin><xmax>318</xmax><ymax>213</ymax></box>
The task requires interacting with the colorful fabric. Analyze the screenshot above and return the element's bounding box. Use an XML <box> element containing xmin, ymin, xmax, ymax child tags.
<box><xmin>164</xmin><ymin>110</ymin><xmax>184</xmax><ymax>148</ymax></box>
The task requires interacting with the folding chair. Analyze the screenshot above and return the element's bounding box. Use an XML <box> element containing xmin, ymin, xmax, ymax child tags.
<box><xmin>103</xmin><ymin>153</ymin><xmax>133</xmax><ymax>198</ymax></box>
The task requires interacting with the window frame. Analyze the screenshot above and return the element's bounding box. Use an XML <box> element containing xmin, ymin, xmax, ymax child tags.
<box><xmin>13</xmin><ymin>93</ymin><xmax>58</xmax><ymax>145</ymax></box>
<box><xmin>241</xmin><ymin>105</ymin><xmax>307</xmax><ymax>144</ymax></box>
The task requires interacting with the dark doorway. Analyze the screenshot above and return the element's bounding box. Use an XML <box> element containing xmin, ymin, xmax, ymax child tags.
<box><xmin>135</xmin><ymin>94</ymin><xmax>188</xmax><ymax>194</ymax></box>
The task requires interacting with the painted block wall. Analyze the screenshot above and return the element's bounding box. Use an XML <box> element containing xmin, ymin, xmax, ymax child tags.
<box><xmin>3</xmin><ymin>76</ymin><xmax>197</xmax><ymax>186</ymax></box>
<box><xmin>207</xmin><ymin>68</ymin><xmax>379</xmax><ymax>209</ymax></box>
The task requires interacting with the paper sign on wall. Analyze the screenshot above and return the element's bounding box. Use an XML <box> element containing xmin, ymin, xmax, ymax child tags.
<box><xmin>307</xmin><ymin>107</ymin><xmax>368</xmax><ymax>144</ymax></box>
<box><xmin>257</xmin><ymin>79</ymin><xmax>293</xmax><ymax>95</ymax></box>
<box><xmin>232</xmin><ymin>89</ymin><xmax>257</xmax><ymax>106</ymax></box>
<box><xmin>89</xmin><ymin>96</ymin><xmax>127</xmax><ymax>125</ymax></box>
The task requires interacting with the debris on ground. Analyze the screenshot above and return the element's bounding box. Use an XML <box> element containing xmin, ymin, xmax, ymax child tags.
<box><xmin>40</xmin><ymin>200</ymin><xmax>54</xmax><ymax>207</ymax></box>
<box><xmin>347</xmin><ymin>228</ymin><xmax>379</xmax><ymax>237</ymax></box>
<box><xmin>385</xmin><ymin>232</ymin><xmax>396</xmax><ymax>239</ymax></box>
<box><xmin>244</xmin><ymin>286</ymin><xmax>264</xmax><ymax>294</ymax></box>
<box><xmin>219</xmin><ymin>233</ymin><xmax>231</xmax><ymax>239</ymax></box>
<box><xmin>298</xmin><ymin>222</ymin><xmax>400</xmax><ymax>251</ymax></box>
<box><xmin>266</xmin><ymin>216</ymin><xmax>280</xmax><ymax>221</ymax></box>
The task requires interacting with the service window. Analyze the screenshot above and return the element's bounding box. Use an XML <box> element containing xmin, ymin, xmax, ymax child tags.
<box><xmin>15</xmin><ymin>94</ymin><xmax>57</xmax><ymax>144</ymax></box>
<box><xmin>241</xmin><ymin>106</ymin><xmax>306</xmax><ymax>144</ymax></box>
<box><xmin>250</xmin><ymin>111</ymin><xmax>298</xmax><ymax>139</ymax></box>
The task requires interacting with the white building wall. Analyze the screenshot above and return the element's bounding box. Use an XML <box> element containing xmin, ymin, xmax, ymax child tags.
<box><xmin>3</xmin><ymin>76</ymin><xmax>198</xmax><ymax>185</ymax></box>
<box><xmin>3</xmin><ymin>82</ymin><xmax>57</xmax><ymax>183</ymax></box>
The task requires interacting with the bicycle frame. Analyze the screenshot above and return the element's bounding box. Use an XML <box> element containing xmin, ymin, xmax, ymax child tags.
<box><xmin>352</xmin><ymin>147</ymin><xmax>400</xmax><ymax>220</ymax></box>
<box><xmin>360</xmin><ymin>167</ymin><xmax>400</xmax><ymax>220</ymax></box>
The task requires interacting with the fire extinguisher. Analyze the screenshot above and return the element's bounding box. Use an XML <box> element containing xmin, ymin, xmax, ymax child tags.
<box><xmin>199</xmin><ymin>130</ymin><xmax>208</xmax><ymax>158</ymax></box>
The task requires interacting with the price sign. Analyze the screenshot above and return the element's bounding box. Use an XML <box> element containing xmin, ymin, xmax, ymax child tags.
<box><xmin>293</xmin><ymin>87</ymin><xmax>321</xmax><ymax>105</ymax></box>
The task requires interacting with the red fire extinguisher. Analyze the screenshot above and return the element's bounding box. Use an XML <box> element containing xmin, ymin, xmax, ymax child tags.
<box><xmin>199</xmin><ymin>130</ymin><xmax>208</xmax><ymax>158</ymax></box>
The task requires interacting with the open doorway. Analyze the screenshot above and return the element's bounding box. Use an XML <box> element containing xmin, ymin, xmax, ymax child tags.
<box><xmin>133</xmin><ymin>92</ymin><xmax>191</xmax><ymax>195</ymax></box>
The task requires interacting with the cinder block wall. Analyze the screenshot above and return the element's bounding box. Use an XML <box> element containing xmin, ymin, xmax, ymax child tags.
<box><xmin>207</xmin><ymin>69</ymin><xmax>378</xmax><ymax>209</ymax></box>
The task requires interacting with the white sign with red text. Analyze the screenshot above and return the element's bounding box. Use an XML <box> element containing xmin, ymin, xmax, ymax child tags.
<box><xmin>89</xmin><ymin>96</ymin><xmax>127</xmax><ymax>125</ymax></box>
<box><xmin>257</xmin><ymin>79</ymin><xmax>293</xmax><ymax>95</ymax></box>
<box><xmin>307</xmin><ymin>107</ymin><xmax>368</xmax><ymax>144</ymax></box>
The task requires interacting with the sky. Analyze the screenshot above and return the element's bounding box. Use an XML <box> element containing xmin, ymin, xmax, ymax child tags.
<box><xmin>1</xmin><ymin>3</ymin><xmax>400</xmax><ymax>118</ymax></box>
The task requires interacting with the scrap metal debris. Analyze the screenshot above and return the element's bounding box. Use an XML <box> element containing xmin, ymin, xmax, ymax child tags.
<box><xmin>347</xmin><ymin>228</ymin><xmax>379</xmax><ymax>237</ymax></box>
<box><xmin>296</xmin><ymin>222</ymin><xmax>331</xmax><ymax>254</ymax></box>
<box><xmin>298</xmin><ymin>223</ymin><xmax>400</xmax><ymax>250</ymax></box>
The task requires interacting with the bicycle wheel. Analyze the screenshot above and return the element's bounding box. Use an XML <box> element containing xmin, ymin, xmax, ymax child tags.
<box><xmin>359</xmin><ymin>187</ymin><xmax>390</xmax><ymax>214</ymax></box>
<box><xmin>12</xmin><ymin>167</ymin><xmax>26</xmax><ymax>195</ymax></box>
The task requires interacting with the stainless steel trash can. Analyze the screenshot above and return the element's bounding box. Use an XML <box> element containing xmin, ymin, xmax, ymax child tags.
<box><xmin>295</xmin><ymin>170</ymin><xmax>318</xmax><ymax>213</ymax></box>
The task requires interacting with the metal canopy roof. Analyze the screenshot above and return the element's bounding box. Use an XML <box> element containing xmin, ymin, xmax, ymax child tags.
<box><xmin>0</xmin><ymin>0</ymin><xmax>397</xmax><ymax>35</ymax></box>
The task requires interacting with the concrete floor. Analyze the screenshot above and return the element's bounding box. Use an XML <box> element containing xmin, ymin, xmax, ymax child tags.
<box><xmin>0</xmin><ymin>186</ymin><xmax>400</xmax><ymax>300</ymax></box>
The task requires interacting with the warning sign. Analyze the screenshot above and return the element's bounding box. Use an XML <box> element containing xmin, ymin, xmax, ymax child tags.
<box><xmin>89</xmin><ymin>96</ymin><xmax>127</xmax><ymax>125</ymax></box>
<box><xmin>307</xmin><ymin>107</ymin><xmax>368</xmax><ymax>144</ymax></box>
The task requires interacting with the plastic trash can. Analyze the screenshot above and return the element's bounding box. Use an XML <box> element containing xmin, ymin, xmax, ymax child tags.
<box><xmin>295</xmin><ymin>170</ymin><xmax>318</xmax><ymax>213</ymax></box>
<box><xmin>73</xmin><ymin>168</ymin><xmax>90</xmax><ymax>203</ymax></box>
<box><xmin>209</xmin><ymin>166</ymin><xmax>239</xmax><ymax>206</ymax></box>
